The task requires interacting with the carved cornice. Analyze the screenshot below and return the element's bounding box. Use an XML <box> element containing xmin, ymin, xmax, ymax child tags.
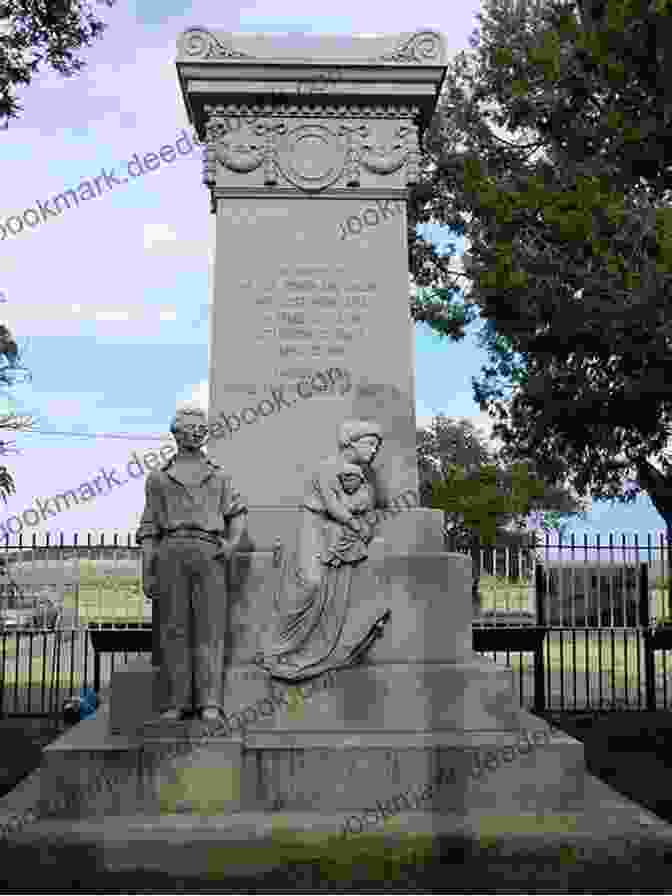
<box><xmin>179</xmin><ymin>27</ymin><xmax>254</xmax><ymax>59</ymax></box>
<box><xmin>378</xmin><ymin>30</ymin><xmax>444</xmax><ymax>63</ymax></box>
<box><xmin>203</xmin><ymin>102</ymin><xmax>421</xmax><ymax>121</ymax></box>
<box><xmin>178</xmin><ymin>29</ymin><xmax>444</xmax><ymax>64</ymax></box>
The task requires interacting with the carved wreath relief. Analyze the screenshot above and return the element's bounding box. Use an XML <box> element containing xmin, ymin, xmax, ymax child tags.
<box><xmin>202</xmin><ymin>109</ymin><xmax>421</xmax><ymax>194</ymax></box>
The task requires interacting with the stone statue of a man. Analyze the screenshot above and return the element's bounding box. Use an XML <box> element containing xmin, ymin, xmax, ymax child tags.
<box><xmin>136</xmin><ymin>406</ymin><xmax>247</xmax><ymax>722</ymax></box>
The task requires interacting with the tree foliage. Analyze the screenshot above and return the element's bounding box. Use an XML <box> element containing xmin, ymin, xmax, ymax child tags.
<box><xmin>0</xmin><ymin>0</ymin><xmax>115</xmax><ymax>127</ymax></box>
<box><xmin>416</xmin><ymin>416</ymin><xmax>589</xmax><ymax>607</ymax></box>
<box><xmin>417</xmin><ymin>415</ymin><xmax>588</xmax><ymax>540</ymax></box>
<box><xmin>410</xmin><ymin>0</ymin><xmax>672</xmax><ymax>545</ymax></box>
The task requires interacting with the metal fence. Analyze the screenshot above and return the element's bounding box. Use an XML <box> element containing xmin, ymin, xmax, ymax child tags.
<box><xmin>0</xmin><ymin>533</ymin><xmax>148</xmax><ymax>717</ymax></box>
<box><xmin>468</xmin><ymin>531</ymin><xmax>672</xmax><ymax>711</ymax></box>
<box><xmin>464</xmin><ymin>530</ymin><xmax>671</xmax><ymax>623</ymax></box>
<box><xmin>0</xmin><ymin>530</ymin><xmax>671</xmax><ymax>716</ymax></box>
<box><xmin>0</xmin><ymin>627</ymin><xmax>151</xmax><ymax>717</ymax></box>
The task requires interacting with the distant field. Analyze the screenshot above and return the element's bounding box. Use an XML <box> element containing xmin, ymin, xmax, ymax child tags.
<box><xmin>68</xmin><ymin>583</ymin><xmax>149</xmax><ymax>624</ymax></box>
<box><xmin>478</xmin><ymin>572</ymin><xmax>671</xmax><ymax>620</ymax></box>
<box><xmin>1</xmin><ymin>569</ymin><xmax>671</xmax><ymax>711</ymax></box>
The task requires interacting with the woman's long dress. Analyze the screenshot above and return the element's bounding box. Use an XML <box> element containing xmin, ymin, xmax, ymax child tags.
<box><xmin>256</xmin><ymin>457</ymin><xmax>391</xmax><ymax>683</ymax></box>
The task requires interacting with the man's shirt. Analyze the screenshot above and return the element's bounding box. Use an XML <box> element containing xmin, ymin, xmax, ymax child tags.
<box><xmin>136</xmin><ymin>454</ymin><xmax>247</xmax><ymax>543</ymax></box>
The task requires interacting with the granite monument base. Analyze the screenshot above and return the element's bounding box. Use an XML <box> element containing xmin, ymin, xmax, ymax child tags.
<box><xmin>37</xmin><ymin>528</ymin><xmax>587</xmax><ymax>822</ymax></box>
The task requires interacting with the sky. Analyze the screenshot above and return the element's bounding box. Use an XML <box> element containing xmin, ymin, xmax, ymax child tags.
<box><xmin>0</xmin><ymin>0</ymin><xmax>667</xmax><ymax>560</ymax></box>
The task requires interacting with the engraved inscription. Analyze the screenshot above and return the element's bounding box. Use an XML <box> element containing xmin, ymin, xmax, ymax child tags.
<box><xmin>240</xmin><ymin>263</ymin><xmax>373</xmax><ymax>386</ymax></box>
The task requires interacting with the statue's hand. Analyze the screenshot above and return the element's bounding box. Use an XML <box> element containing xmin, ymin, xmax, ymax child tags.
<box><xmin>358</xmin><ymin>519</ymin><xmax>374</xmax><ymax>542</ymax></box>
<box><xmin>345</xmin><ymin>516</ymin><xmax>363</xmax><ymax>534</ymax></box>
<box><xmin>142</xmin><ymin>551</ymin><xmax>160</xmax><ymax>599</ymax></box>
<box><xmin>348</xmin><ymin>517</ymin><xmax>372</xmax><ymax>539</ymax></box>
<box><xmin>142</xmin><ymin>573</ymin><xmax>161</xmax><ymax>600</ymax></box>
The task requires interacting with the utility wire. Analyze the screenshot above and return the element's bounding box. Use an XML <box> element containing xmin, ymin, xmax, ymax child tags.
<box><xmin>3</xmin><ymin>428</ymin><xmax>170</xmax><ymax>442</ymax></box>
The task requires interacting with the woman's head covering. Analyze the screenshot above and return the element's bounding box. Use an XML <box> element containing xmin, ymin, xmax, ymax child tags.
<box><xmin>338</xmin><ymin>419</ymin><xmax>383</xmax><ymax>450</ymax></box>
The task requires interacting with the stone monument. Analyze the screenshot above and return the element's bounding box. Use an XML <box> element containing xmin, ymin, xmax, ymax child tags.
<box><xmin>26</xmin><ymin>28</ymin><xmax>588</xmax><ymax>836</ymax></box>
<box><xmin>168</xmin><ymin>27</ymin><xmax>584</xmax><ymax>819</ymax></box>
<box><xmin>177</xmin><ymin>28</ymin><xmax>442</xmax><ymax>546</ymax></box>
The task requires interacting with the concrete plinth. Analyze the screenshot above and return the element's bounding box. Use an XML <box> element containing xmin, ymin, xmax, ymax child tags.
<box><xmin>36</xmin><ymin>543</ymin><xmax>588</xmax><ymax>822</ymax></box>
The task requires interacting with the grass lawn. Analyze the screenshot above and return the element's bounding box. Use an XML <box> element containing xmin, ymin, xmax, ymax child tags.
<box><xmin>474</xmin><ymin>573</ymin><xmax>672</xmax><ymax>705</ymax></box>
<box><xmin>66</xmin><ymin>582</ymin><xmax>149</xmax><ymax>624</ymax></box>
<box><xmin>2</xmin><ymin>572</ymin><xmax>671</xmax><ymax>703</ymax></box>
<box><xmin>479</xmin><ymin>571</ymin><xmax>670</xmax><ymax>619</ymax></box>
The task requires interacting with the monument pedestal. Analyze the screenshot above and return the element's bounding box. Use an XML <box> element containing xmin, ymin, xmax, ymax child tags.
<box><xmin>42</xmin><ymin>521</ymin><xmax>584</xmax><ymax>821</ymax></box>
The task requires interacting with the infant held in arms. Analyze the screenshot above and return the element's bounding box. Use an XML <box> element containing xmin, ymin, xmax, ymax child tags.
<box><xmin>322</xmin><ymin>463</ymin><xmax>376</xmax><ymax>568</ymax></box>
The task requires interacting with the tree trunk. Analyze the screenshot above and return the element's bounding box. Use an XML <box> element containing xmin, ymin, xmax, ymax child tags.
<box><xmin>634</xmin><ymin>459</ymin><xmax>672</xmax><ymax>619</ymax></box>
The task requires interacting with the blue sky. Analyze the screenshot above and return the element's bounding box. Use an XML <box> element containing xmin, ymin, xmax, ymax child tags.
<box><xmin>0</xmin><ymin>0</ymin><xmax>666</xmax><ymax>552</ymax></box>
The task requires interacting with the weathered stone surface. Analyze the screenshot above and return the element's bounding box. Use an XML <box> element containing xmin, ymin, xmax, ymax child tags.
<box><xmin>175</xmin><ymin>31</ymin><xmax>447</xmax><ymax>521</ymax></box>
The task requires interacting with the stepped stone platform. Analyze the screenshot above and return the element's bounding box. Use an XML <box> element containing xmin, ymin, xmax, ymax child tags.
<box><xmin>1</xmin><ymin>767</ymin><xmax>670</xmax><ymax>888</ymax></box>
<box><xmin>18</xmin><ymin>544</ymin><xmax>590</xmax><ymax>822</ymax></box>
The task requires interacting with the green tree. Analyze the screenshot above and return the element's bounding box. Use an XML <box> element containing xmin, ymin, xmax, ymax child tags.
<box><xmin>408</xmin><ymin>0</ymin><xmax>672</xmax><ymax>615</ymax></box>
<box><xmin>417</xmin><ymin>416</ymin><xmax>588</xmax><ymax>612</ymax></box>
<box><xmin>0</xmin><ymin>0</ymin><xmax>115</xmax><ymax>128</ymax></box>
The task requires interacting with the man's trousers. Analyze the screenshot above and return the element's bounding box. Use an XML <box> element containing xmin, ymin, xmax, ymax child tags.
<box><xmin>155</xmin><ymin>535</ymin><xmax>229</xmax><ymax>713</ymax></box>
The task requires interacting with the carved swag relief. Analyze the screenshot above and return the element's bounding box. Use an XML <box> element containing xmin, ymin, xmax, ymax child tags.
<box><xmin>201</xmin><ymin>109</ymin><xmax>421</xmax><ymax>194</ymax></box>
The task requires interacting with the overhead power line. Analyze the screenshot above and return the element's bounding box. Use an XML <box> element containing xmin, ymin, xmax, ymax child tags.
<box><xmin>3</xmin><ymin>428</ymin><xmax>169</xmax><ymax>442</ymax></box>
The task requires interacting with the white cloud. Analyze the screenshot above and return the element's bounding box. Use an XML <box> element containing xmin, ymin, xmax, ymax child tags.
<box><xmin>178</xmin><ymin>380</ymin><xmax>209</xmax><ymax>412</ymax></box>
<box><xmin>95</xmin><ymin>310</ymin><xmax>130</xmax><ymax>322</ymax></box>
<box><xmin>143</xmin><ymin>222</ymin><xmax>179</xmax><ymax>251</ymax></box>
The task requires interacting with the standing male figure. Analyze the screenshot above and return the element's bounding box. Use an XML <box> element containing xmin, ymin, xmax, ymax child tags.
<box><xmin>137</xmin><ymin>406</ymin><xmax>247</xmax><ymax>722</ymax></box>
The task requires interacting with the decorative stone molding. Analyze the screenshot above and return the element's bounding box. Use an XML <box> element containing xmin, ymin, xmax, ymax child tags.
<box><xmin>377</xmin><ymin>30</ymin><xmax>444</xmax><ymax>63</ymax></box>
<box><xmin>178</xmin><ymin>29</ymin><xmax>445</xmax><ymax>65</ymax></box>
<box><xmin>177</xmin><ymin>32</ymin><xmax>447</xmax><ymax>166</ymax></box>
<box><xmin>359</xmin><ymin>126</ymin><xmax>408</xmax><ymax>176</ymax></box>
<box><xmin>202</xmin><ymin>103</ymin><xmax>421</xmax><ymax>121</ymax></box>
<box><xmin>202</xmin><ymin>106</ymin><xmax>421</xmax><ymax>197</ymax></box>
<box><xmin>338</xmin><ymin>123</ymin><xmax>369</xmax><ymax>188</ymax></box>
<box><xmin>178</xmin><ymin>27</ymin><xmax>254</xmax><ymax>59</ymax></box>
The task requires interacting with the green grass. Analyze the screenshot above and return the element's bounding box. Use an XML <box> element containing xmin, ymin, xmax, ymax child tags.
<box><xmin>67</xmin><ymin>581</ymin><xmax>148</xmax><ymax>624</ymax></box>
<box><xmin>6</xmin><ymin>827</ymin><xmax>672</xmax><ymax>891</ymax></box>
<box><xmin>479</xmin><ymin>571</ymin><xmax>671</xmax><ymax>619</ymax></box>
<box><xmin>0</xmin><ymin>656</ymin><xmax>83</xmax><ymax>686</ymax></box>
<box><xmin>502</xmin><ymin>632</ymin><xmax>653</xmax><ymax>693</ymax></box>
<box><xmin>476</xmin><ymin>572</ymin><xmax>672</xmax><ymax>695</ymax></box>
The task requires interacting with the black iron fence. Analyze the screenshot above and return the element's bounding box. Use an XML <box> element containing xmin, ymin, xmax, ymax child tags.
<box><xmin>0</xmin><ymin>625</ymin><xmax>150</xmax><ymax>718</ymax></box>
<box><xmin>472</xmin><ymin>554</ymin><xmax>672</xmax><ymax>712</ymax></box>
<box><xmin>0</xmin><ymin>530</ymin><xmax>671</xmax><ymax>716</ymax></box>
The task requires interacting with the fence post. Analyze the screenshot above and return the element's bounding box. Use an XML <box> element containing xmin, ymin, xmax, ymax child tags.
<box><xmin>639</xmin><ymin>562</ymin><xmax>650</xmax><ymax>628</ymax></box>
<box><xmin>534</xmin><ymin>563</ymin><xmax>547</xmax><ymax>714</ymax></box>
<box><xmin>640</xmin><ymin>562</ymin><xmax>656</xmax><ymax>711</ymax></box>
<box><xmin>93</xmin><ymin>642</ymin><xmax>101</xmax><ymax>696</ymax></box>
